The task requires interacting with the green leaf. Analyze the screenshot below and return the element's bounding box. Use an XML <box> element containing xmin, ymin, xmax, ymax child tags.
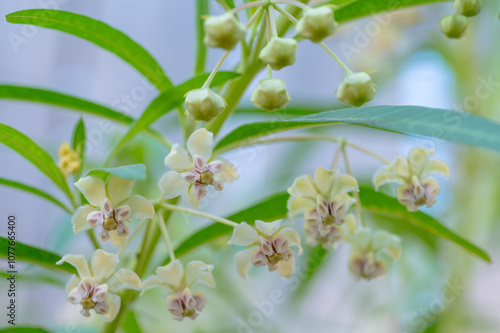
<box><xmin>0</xmin><ymin>85</ymin><xmax>168</xmax><ymax>146</ymax></box>
<box><xmin>123</xmin><ymin>311</ymin><xmax>143</xmax><ymax>333</ymax></box>
<box><xmin>0</xmin><ymin>271</ymin><xmax>65</xmax><ymax>287</ymax></box>
<box><xmin>359</xmin><ymin>186</ymin><xmax>491</xmax><ymax>262</ymax></box>
<box><xmin>333</xmin><ymin>0</ymin><xmax>450</xmax><ymax>22</ymax></box>
<box><xmin>87</xmin><ymin>164</ymin><xmax>147</xmax><ymax>180</ymax></box>
<box><xmin>0</xmin><ymin>124</ymin><xmax>73</xmax><ymax>201</ymax></box>
<box><xmin>108</xmin><ymin>71</ymin><xmax>240</xmax><ymax>158</ymax></box>
<box><xmin>293</xmin><ymin>245</ymin><xmax>329</xmax><ymax>297</ymax></box>
<box><xmin>71</xmin><ymin>117</ymin><xmax>85</xmax><ymax>180</ymax></box>
<box><xmin>0</xmin><ymin>236</ymin><xmax>76</xmax><ymax>274</ymax></box>
<box><xmin>0</xmin><ymin>328</ymin><xmax>51</xmax><ymax>333</ymax></box>
<box><xmin>6</xmin><ymin>9</ymin><xmax>172</xmax><ymax>91</ymax></box>
<box><xmin>214</xmin><ymin>106</ymin><xmax>500</xmax><ymax>154</ymax></box>
<box><xmin>164</xmin><ymin>192</ymin><xmax>289</xmax><ymax>264</ymax></box>
<box><xmin>0</xmin><ymin>178</ymin><xmax>71</xmax><ymax>213</ymax></box>
<box><xmin>194</xmin><ymin>0</ymin><xmax>209</xmax><ymax>74</ymax></box>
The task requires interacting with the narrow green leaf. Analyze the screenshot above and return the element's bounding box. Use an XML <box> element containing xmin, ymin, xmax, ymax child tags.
<box><xmin>194</xmin><ymin>0</ymin><xmax>209</xmax><ymax>74</ymax></box>
<box><xmin>164</xmin><ymin>192</ymin><xmax>289</xmax><ymax>264</ymax></box>
<box><xmin>0</xmin><ymin>328</ymin><xmax>51</xmax><ymax>333</ymax></box>
<box><xmin>108</xmin><ymin>71</ymin><xmax>240</xmax><ymax>158</ymax></box>
<box><xmin>359</xmin><ymin>187</ymin><xmax>491</xmax><ymax>262</ymax></box>
<box><xmin>0</xmin><ymin>236</ymin><xmax>76</xmax><ymax>274</ymax></box>
<box><xmin>87</xmin><ymin>164</ymin><xmax>147</xmax><ymax>180</ymax></box>
<box><xmin>0</xmin><ymin>124</ymin><xmax>73</xmax><ymax>201</ymax></box>
<box><xmin>71</xmin><ymin>117</ymin><xmax>85</xmax><ymax>180</ymax></box>
<box><xmin>214</xmin><ymin>106</ymin><xmax>500</xmax><ymax>154</ymax></box>
<box><xmin>333</xmin><ymin>0</ymin><xmax>450</xmax><ymax>23</ymax></box>
<box><xmin>0</xmin><ymin>271</ymin><xmax>65</xmax><ymax>287</ymax></box>
<box><xmin>123</xmin><ymin>311</ymin><xmax>143</xmax><ymax>333</ymax></box>
<box><xmin>6</xmin><ymin>9</ymin><xmax>172</xmax><ymax>91</ymax></box>
<box><xmin>293</xmin><ymin>245</ymin><xmax>329</xmax><ymax>297</ymax></box>
<box><xmin>0</xmin><ymin>178</ymin><xmax>71</xmax><ymax>213</ymax></box>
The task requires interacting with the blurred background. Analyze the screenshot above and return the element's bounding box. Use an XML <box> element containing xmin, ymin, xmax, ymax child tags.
<box><xmin>1</xmin><ymin>0</ymin><xmax>500</xmax><ymax>332</ymax></box>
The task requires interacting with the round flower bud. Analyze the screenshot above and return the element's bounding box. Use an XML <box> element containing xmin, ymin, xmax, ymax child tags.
<box><xmin>439</xmin><ymin>14</ymin><xmax>468</xmax><ymax>39</ymax></box>
<box><xmin>203</xmin><ymin>13</ymin><xmax>246</xmax><ymax>50</ymax></box>
<box><xmin>251</xmin><ymin>78</ymin><xmax>291</xmax><ymax>112</ymax></box>
<box><xmin>295</xmin><ymin>7</ymin><xmax>338</xmax><ymax>43</ymax></box>
<box><xmin>336</xmin><ymin>72</ymin><xmax>376</xmax><ymax>107</ymax></box>
<box><xmin>454</xmin><ymin>0</ymin><xmax>482</xmax><ymax>17</ymax></box>
<box><xmin>185</xmin><ymin>88</ymin><xmax>226</xmax><ymax>122</ymax></box>
<box><xmin>259</xmin><ymin>37</ymin><xmax>298</xmax><ymax>70</ymax></box>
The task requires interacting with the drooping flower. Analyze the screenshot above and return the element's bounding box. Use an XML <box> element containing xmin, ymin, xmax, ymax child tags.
<box><xmin>72</xmin><ymin>175</ymin><xmax>155</xmax><ymax>246</ymax></box>
<box><xmin>142</xmin><ymin>260</ymin><xmax>215</xmax><ymax>321</ymax></box>
<box><xmin>158</xmin><ymin>128</ymin><xmax>239</xmax><ymax>208</ymax></box>
<box><xmin>250</xmin><ymin>78</ymin><xmax>291</xmax><ymax>112</ymax></box>
<box><xmin>345</xmin><ymin>228</ymin><xmax>401</xmax><ymax>281</ymax></box>
<box><xmin>336</xmin><ymin>72</ymin><xmax>376</xmax><ymax>107</ymax></box>
<box><xmin>185</xmin><ymin>88</ymin><xmax>226</xmax><ymax>122</ymax></box>
<box><xmin>203</xmin><ymin>13</ymin><xmax>246</xmax><ymax>50</ymax></box>
<box><xmin>440</xmin><ymin>14</ymin><xmax>468</xmax><ymax>39</ymax></box>
<box><xmin>454</xmin><ymin>0</ymin><xmax>482</xmax><ymax>17</ymax></box>
<box><xmin>57</xmin><ymin>249</ymin><xmax>141</xmax><ymax>321</ymax></box>
<box><xmin>287</xmin><ymin>167</ymin><xmax>358</xmax><ymax>248</ymax></box>
<box><xmin>58</xmin><ymin>142</ymin><xmax>81</xmax><ymax>178</ymax></box>
<box><xmin>295</xmin><ymin>6</ymin><xmax>338</xmax><ymax>43</ymax></box>
<box><xmin>228</xmin><ymin>220</ymin><xmax>302</xmax><ymax>279</ymax></box>
<box><xmin>373</xmin><ymin>147</ymin><xmax>450</xmax><ymax>212</ymax></box>
<box><xmin>259</xmin><ymin>37</ymin><xmax>298</xmax><ymax>70</ymax></box>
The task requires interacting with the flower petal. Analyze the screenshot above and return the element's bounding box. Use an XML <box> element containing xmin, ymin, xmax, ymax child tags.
<box><xmin>234</xmin><ymin>246</ymin><xmax>260</xmax><ymax>279</ymax></box>
<box><xmin>373</xmin><ymin>166</ymin><xmax>404</xmax><ymax>190</ymax></box>
<box><xmin>107</xmin><ymin>176</ymin><xmax>135</xmax><ymax>206</ymax></box>
<box><xmin>91</xmin><ymin>249</ymin><xmax>119</xmax><ymax>282</ymax></box>
<box><xmin>287</xmin><ymin>195</ymin><xmax>316</xmax><ymax>216</ymax></box>
<box><xmin>165</xmin><ymin>144</ymin><xmax>193</xmax><ymax>172</ymax></box>
<box><xmin>141</xmin><ymin>275</ymin><xmax>164</xmax><ymax>294</ymax></box>
<box><xmin>351</xmin><ymin>228</ymin><xmax>372</xmax><ymax>252</ymax></box>
<box><xmin>109</xmin><ymin>230</ymin><xmax>128</xmax><ymax>247</ymax></box>
<box><xmin>287</xmin><ymin>175</ymin><xmax>316</xmax><ymax>198</ymax></box>
<box><xmin>122</xmin><ymin>195</ymin><xmax>155</xmax><ymax>219</ymax></box>
<box><xmin>156</xmin><ymin>260</ymin><xmax>184</xmax><ymax>289</ymax></box>
<box><xmin>313</xmin><ymin>167</ymin><xmax>336</xmax><ymax>196</ymax></box>
<box><xmin>158</xmin><ymin>171</ymin><xmax>190</xmax><ymax>199</ymax></box>
<box><xmin>102</xmin><ymin>292</ymin><xmax>121</xmax><ymax>322</ymax></box>
<box><xmin>184</xmin><ymin>186</ymin><xmax>201</xmax><ymax>208</ymax></box>
<box><xmin>57</xmin><ymin>255</ymin><xmax>91</xmax><ymax>278</ymax></box>
<box><xmin>74</xmin><ymin>176</ymin><xmax>106</xmax><ymax>207</ymax></box>
<box><xmin>215</xmin><ymin>157</ymin><xmax>240</xmax><ymax>183</ymax></box>
<box><xmin>421</xmin><ymin>159</ymin><xmax>450</xmax><ymax>179</ymax></box>
<box><xmin>276</xmin><ymin>254</ymin><xmax>295</xmax><ymax>278</ymax></box>
<box><xmin>107</xmin><ymin>268</ymin><xmax>141</xmax><ymax>293</ymax></box>
<box><xmin>65</xmin><ymin>275</ymin><xmax>81</xmax><ymax>295</ymax></box>
<box><xmin>276</xmin><ymin>228</ymin><xmax>303</xmax><ymax>255</ymax></box>
<box><xmin>255</xmin><ymin>220</ymin><xmax>282</xmax><ymax>236</ymax></box>
<box><xmin>184</xmin><ymin>261</ymin><xmax>216</xmax><ymax>288</ymax></box>
<box><xmin>228</xmin><ymin>222</ymin><xmax>259</xmax><ymax>246</ymax></box>
<box><xmin>408</xmin><ymin>147</ymin><xmax>432</xmax><ymax>174</ymax></box>
<box><xmin>72</xmin><ymin>205</ymin><xmax>98</xmax><ymax>234</ymax></box>
<box><xmin>187</xmin><ymin>128</ymin><xmax>214</xmax><ymax>161</ymax></box>
<box><xmin>331</xmin><ymin>174</ymin><xmax>359</xmax><ymax>196</ymax></box>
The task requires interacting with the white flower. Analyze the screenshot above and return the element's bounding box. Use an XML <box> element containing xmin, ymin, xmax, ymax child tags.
<box><xmin>158</xmin><ymin>128</ymin><xmax>239</xmax><ymax>208</ymax></box>
<box><xmin>259</xmin><ymin>37</ymin><xmax>298</xmax><ymax>70</ymax></box>
<box><xmin>345</xmin><ymin>228</ymin><xmax>401</xmax><ymax>281</ymax></box>
<box><xmin>336</xmin><ymin>72</ymin><xmax>376</xmax><ymax>107</ymax></box>
<box><xmin>373</xmin><ymin>147</ymin><xmax>450</xmax><ymax>212</ymax></box>
<box><xmin>185</xmin><ymin>88</ymin><xmax>226</xmax><ymax>122</ymax></box>
<box><xmin>287</xmin><ymin>167</ymin><xmax>358</xmax><ymax>248</ymax></box>
<box><xmin>250</xmin><ymin>78</ymin><xmax>291</xmax><ymax>112</ymax></box>
<box><xmin>142</xmin><ymin>260</ymin><xmax>215</xmax><ymax>321</ymax></box>
<box><xmin>228</xmin><ymin>220</ymin><xmax>302</xmax><ymax>279</ymax></box>
<box><xmin>72</xmin><ymin>175</ymin><xmax>155</xmax><ymax>246</ymax></box>
<box><xmin>203</xmin><ymin>13</ymin><xmax>246</xmax><ymax>50</ymax></box>
<box><xmin>295</xmin><ymin>6</ymin><xmax>338</xmax><ymax>43</ymax></box>
<box><xmin>57</xmin><ymin>249</ymin><xmax>141</xmax><ymax>321</ymax></box>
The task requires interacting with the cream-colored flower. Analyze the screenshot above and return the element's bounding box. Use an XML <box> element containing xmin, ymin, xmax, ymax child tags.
<box><xmin>259</xmin><ymin>37</ymin><xmax>298</xmax><ymax>70</ymax></box>
<box><xmin>296</xmin><ymin>6</ymin><xmax>338</xmax><ymax>43</ymax></box>
<box><xmin>158</xmin><ymin>128</ymin><xmax>239</xmax><ymax>208</ymax></box>
<box><xmin>57</xmin><ymin>249</ymin><xmax>141</xmax><ymax>321</ymax></box>
<box><xmin>185</xmin><ymin>88</ymin><xmax>226</xmax><ymax>122</ymax></box>
<box><xmin>346</xmin><ymin>228</ymin><xmax>401</xmax><ymax>281</ymax></box>
<box><xmin>203</xmin><ymin>13</ymin><xmax>246</xmax><ymax>50</ymax></box>
<box><xmin>58</xmin><ymin>142</ymin><xmax>81</xmax><ymax>178</ymax></box>
<box><xmin>336</xmin><ymin>72</ymin><xmax>376</xmax><ymax>107</ymax></box>
<box><xmin>250</xmin><ymin>78</ymin><xmax>291</xmax><ymax>112</ymax></box>
<box><xmin>228</xmin><ymin>220</ymin><xmax>302</xmax><ymax>279</ymax></box>
<box><xmin>142</xmin><ymin>260</ymin><xmax>215</xmax><ymax>321</ymax></box>
<box><xmin>287</xmin><ymin>167</ymin><xmax>358</xmax><ymax>248</ymax></box>
<box><xmin>72</xmin><ymin>175</ymin><xmax>154</xmax><ymax>246</ymax></box>
<box><xmin>373</xmin><ymin>147</ymin><xmax>450</xmax><ymax>212</ymax></box>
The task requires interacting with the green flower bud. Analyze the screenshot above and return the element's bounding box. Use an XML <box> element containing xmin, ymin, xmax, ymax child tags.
<box><xmin>295</xmin><ymin>7</ymin><xmax>338</xmax><ymax>43</ymax></box>
<box><xmin>185</xmin><ymin>88</ymin><xmax>226</xmax><ymax>122</ymax></box>
<box><xmin>203</xmin><ymin>13</ymin><xmax>246</xmax><ymax>50</ymax></box>
<box><xmin>454</xmin><ymin>0</ymin><xmax>482</xmax><ymax>17</ymax></box>
<box><xmin>250</xmin><ymin>78</ymin><xmax>291</xmax><ymax>112</ymax></box>
<box><xmin>336</xmin><ymin>72</ymin><xmax>376</xmax><ymax>107</ymax></box>
<box><xmin>440</xmin><ymin>14</ymin><xmax>468</xmax><ymax>39</ymax></box>
<box><xmin>259</xmin><ymin>37</ymin><xmax>298</xmax><ymax>70</ymax></box>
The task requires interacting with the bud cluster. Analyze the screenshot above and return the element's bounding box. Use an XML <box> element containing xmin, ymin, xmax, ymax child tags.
<box><xmin>440</xmin><ymin>0</ymin><xmax>482</xmax><ymax>39</ymax></box>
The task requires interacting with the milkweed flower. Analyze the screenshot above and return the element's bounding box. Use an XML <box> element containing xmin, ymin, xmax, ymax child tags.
<box><xmin>287</xmin><ymin>167</ymin><xmax>358</xmax><ymax>248</ymax></box>
<box><xmin>158</xmin><ymin>128</ymin><xmax>239</xmax><ymax>208</ymax></box>
<box><xmin>58</xmin><ymin>142</ymin><xmax>81</xmax><ymax>178</ymax></box>
<box><xmin>373</xmin><ymin>147</ymin><xmax>450</xmax><ymax>212</ymax></box>
<box><xmin>295</xmin><ymin>6</ymin><xmax>338</xmax><ymax>43</ymax></box>
<box><xmin>72</xmin><ymin>175</ymin><xmax>155</xmax><ymax>246</ymax></box>
<box><xmin>228</xmin><ymin>220</ymin><xmax>302</xmax><ymax>279</ymax></box>
<box><xmin>203</xmin><ymin>13</ymin><xmax>246</xmax><ymax>50</ymax></box>
<box><xmin>142</xmin><ymin>260</ymin><xmax>215</xmax><ymax>321</ymax></box>
<box><xmin>346</xmin><ymin>228</ymin><xmax>401</xmax><ymax>281</ymax></box>
<box><xmin>57</xmin><ymin>249</ymin><xmax>141</xmax><ymax>321</ymax></box>
<box><xmin>336</xmin><ymin>72</ymin><xmax>376</xmax><ymax>107</ymax></box>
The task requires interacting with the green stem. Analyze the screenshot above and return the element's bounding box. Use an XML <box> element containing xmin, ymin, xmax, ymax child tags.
<box><xmin>230</xmin><ymin>1</ymin><xmax>263</xmax><ymax>14</ymax></box>
<box><xmin>202</xmin><ymin>50</ymin><xmax>231</xmax><ymax>89</ymax></box>
<box><xmin>161</xmin><ymin>203</ymin><xmax>239</xmax><ymax>227</ymax></box>
<box><xmin>157</xmin><ymin>209</ymin><xmax>176</xmax><ymax>260</ymax></box>
<box><xmin>341</xmin><ymin>147</ymin><xmax>366</xmax><ymax>227</ymax></box>
<box><xmin>319</xmin><ymin>42</ymin><xmax>353</xmax><ymax>74</ymax></box>
<box><xmin>117</xmin><ymin>218</ymin><xmax>150</xmax><ymax>257</ymax></box>
<box><xmin>86</xmin><ymin>229</ymin><xmax>99</xmax><ymax>250</ymax></box>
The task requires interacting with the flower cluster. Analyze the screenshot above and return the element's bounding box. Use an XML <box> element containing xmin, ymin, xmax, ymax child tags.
<box><xmin>58</xmin><ymin>142</ymin><xmax>81</xmax><ymax>178</ymax></box>
<box><xmin>440</xmin><ymin>0</ymin><xmax>482</xmax><ymax>39</ymax></box>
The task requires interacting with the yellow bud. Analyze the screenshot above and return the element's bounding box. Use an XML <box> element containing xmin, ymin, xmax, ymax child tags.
<box><xmin>336</xmin><ymin>72</ymin><xmax>376</xmax><ymax>107</ymax></box>
<box><xmin>454</xmin><ymin>0</ymin><xmax>482</xmax><ymax>17</ymax></box>
<box><xmin>259</xmin><ymin>37</ymin><xmax>297</xmax><ymax>70</ymax></box>
<box><xmin>203</xmin><ymin>13</ymin><xmax>246</xmax><ymax>50</ymax></box>
<box><xmin>185</xmin><ymin>88</ymin><xmax>226</xmax><ymax>122</ymax></box>
<box><xmin>296</xmin><ymin>7</ymin><xmax>338</xmax><ymax>43</ymax></box>
<box><xmin>57</xmin><ymin>142</ymin><xmax>81</xmax><ymax>177</ymax></box>
<box><xmin>250</xmin><ymin>78</ymin><xmax>291</xmax><ymax>112</ymax></box>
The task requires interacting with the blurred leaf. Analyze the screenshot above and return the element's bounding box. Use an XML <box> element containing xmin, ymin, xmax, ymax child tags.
<box><xmin>123</xmin><ymin>311</ymin><xmax>142</xmax><ymax>333</ymax></box>
<box><xmin>0</xmin><ymin>328</ymin><xmax>51</xmax><ymax>333</ymax></box>
<box><xmin>293</xmin><ymin>245</ymin><xmax>329</xmax><ymax>297</ymax></box>
<box><xmin>0</xmin><ymin>271</ymin><xmax>65</xmax><ymax>287</ymax></box>
<box><xmin>214</xmin><ymin>106</ymin><xmax>500</xmax><ymax>154</ymax></box>
<box><xmin>0</xmin><ymin>85</ymin><xmax>167</xmax><ymax>145</ymax></box>
<box><xmin>217</xmin><ymin>0</ymin><xmax>235</xmax><ymax>9</ymax></box>
<box><xmin>71</xmin><ymin>117</ymin><xmax>85</xmax><ymax>180</ymax></box>
<box><xmin>6</xmin><ymin>9</ymin><xmax>172</xmax><ymax>91</ymax></box>
<box><xmin>359</xmin><ymin>187</ymin><xmax>491</xmax><ymax>262</ymax></box>
<box><xmin>0</xmin><ymin>124</ymin><xmax>73</xmax><ymax>201</ymax></box>
<box><xmin>163</xmin><ymin>192</ymin><xmax>289</xmax><ymax>264</ymax></box>
<box><xmin>0</xmin><ymin>178</ymin><xmax>71</xmax><ymax>213</ymax></box>
<box><xmin>87</xmin><ymin>164</ymin><xmax>146</xmax><ymax>180</ymax></box>
<box><xmin>108</xmin><ymin>71</ymin><xmax>240</xmax><ymax>158</ymax></box>
<box><xmin>194</xmin><ymin>0</ymin><xmax>209</xmax><ymax>74</ymax></box>
<box><xmin>0</xmin><ymin>236</ymin><xmax>75</xmax><ymax>274</ymax></box>
<box><xmin>333</xmin><ymin>0</ymin><xmax>450</xmax><ymax>22</ymax></box>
